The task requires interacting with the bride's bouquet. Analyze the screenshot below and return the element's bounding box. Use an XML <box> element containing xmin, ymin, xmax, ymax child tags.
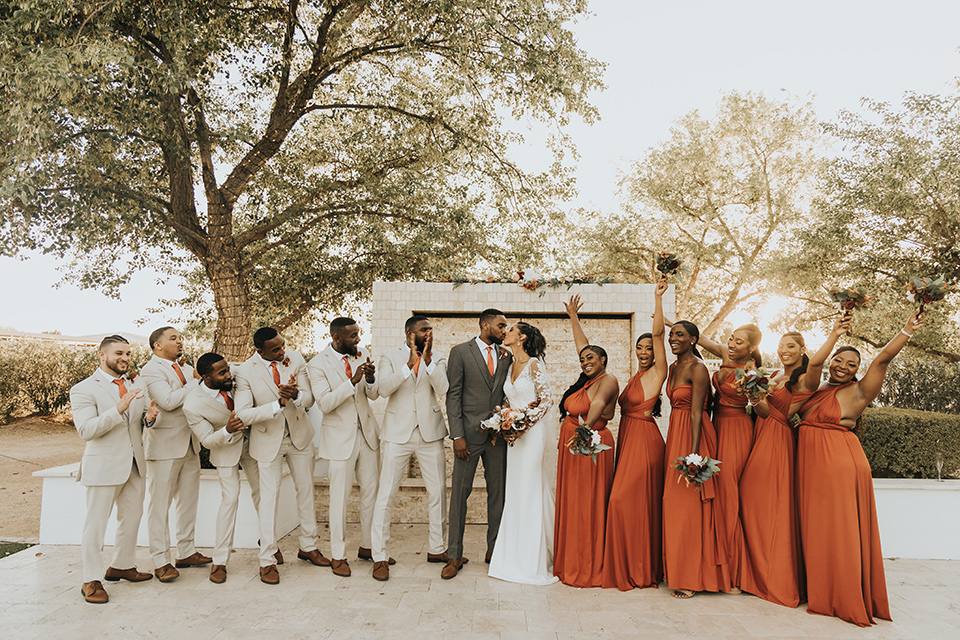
<box><xmin>479</xmin><ymin>405</ymin><xmax>539</xmax><ymax>446</ymax></box>
<box><xmin>673</xmin><ymin>453</ymin><xmax>721</xmax><ymax>490</ymax></box>
<box><xmin>565</xmin><ymin>417</ymin><xmax>612</xmax><ymax>464</ymax></box>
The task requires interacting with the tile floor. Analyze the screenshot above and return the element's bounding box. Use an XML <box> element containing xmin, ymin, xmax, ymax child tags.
<box><xmin>0</xmin><ymin>524</ymin><xmax>957</xmax><ymax>639</ymax></box>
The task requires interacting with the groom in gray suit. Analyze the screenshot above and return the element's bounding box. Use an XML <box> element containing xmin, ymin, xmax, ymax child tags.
<box><xmin>442</xmin><ymin>309</ymin><xmax>511</xmax><ymax>579</ymax></box>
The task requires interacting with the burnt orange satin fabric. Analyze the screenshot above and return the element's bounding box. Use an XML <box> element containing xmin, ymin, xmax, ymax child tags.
<box><xmin>554</xmin><ymin>375</ymin><xmax>617</xmax><ymax>587</ymax></box>
<box><xmin>662</xmin><ymin>369</ymin><xmax>731</xmax><ymax>593</ymax></box>
<box><xmin>739</xmin><ymin>383</ymin><xmax>804</xmax><ymax>607</ymax></box>
<box><xmin>797</xmin><ymin>383</ymin><xmax>891</xmax><ymax>627</ymax></box>
<box><xmin>712</xmin><ymin>365</ymin><xmax>754</xmax><ymax>586</ymax></box>
<box><xmin>600</xmin><ymin>374</ymin><xmax>664</xmax><ymax>590</ymax></box>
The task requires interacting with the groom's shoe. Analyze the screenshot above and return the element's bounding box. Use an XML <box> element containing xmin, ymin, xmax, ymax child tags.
<box><xmin>485</xmin><ymin>552</ymin><xmax>492</xmax><ymax>564</ymax></box>
<box><xmin>427</xmin><ymin>552</ymin><xmax>468</xmax><ymax>564</ymax></box>
<box><xmin>440</xmin><ymin>557</ymin><xmax>466</xmax><ymax>580</ymax></box>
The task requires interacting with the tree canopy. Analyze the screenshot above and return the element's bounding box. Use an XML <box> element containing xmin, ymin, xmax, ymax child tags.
<box><xmin>1</xmin><ymin>0</ymin><xmax>602</xmax><ymax>358</ymax></box>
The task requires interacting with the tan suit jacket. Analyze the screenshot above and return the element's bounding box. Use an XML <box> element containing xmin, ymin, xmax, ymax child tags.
<box><xmin>70</xmin><ymin>369</ymin><xmax>149</xmax><ymax>487</ymax></box>
<box><xmin>140</xmin><ymin>355</ymin><xmax>200</xmax><ymax>460</ymax></box>
<box><xmin>183</xmin><ymin>384</ymin><xmax>245</xmax><ymax>468</ymax></box>
<box><xmin>234</xmin><ymin>350</ymin><xmax>315</xmax><ymax>463</ymax></box>
<box><xmin>309</xmin><ymin>345</ymin><xmax>380</xmax><ymax>460</ymax></box>
<box><xmin>377</xmin><ymin>344</ymin><xmax>448</xmax><ymax>444</ymax></box>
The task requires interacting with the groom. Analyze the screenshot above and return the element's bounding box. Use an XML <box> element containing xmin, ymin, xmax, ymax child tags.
<box><xmin>442</xmin><ymin>308</ymin><xmax>511</xmax><ymax>579</ymax></box>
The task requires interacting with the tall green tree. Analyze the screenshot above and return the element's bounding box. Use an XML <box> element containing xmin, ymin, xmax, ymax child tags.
<box><xmin>576</xmin><ymin>91</ymin><xmax>821</xmax><ymax>338</ymax></box>
<box><xmin>775</xmin><ymin>93</ymin><xmax>960</xmax><ymax>361</ymax></box>
<box><xmin>1</xmin><ymin>0</ymin><xmax>600</xmax><ymax>359</ymax></box>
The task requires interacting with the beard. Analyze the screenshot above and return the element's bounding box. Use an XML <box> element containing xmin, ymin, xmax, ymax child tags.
<box><xmin>341</xmin><ymin>343</ymin><xmax>359</xmax><ymax>357</ymax></box>
<box><xmin>487</xmin><ymin>334</ymin><xmax>504</xmax><ymax>346</ymax></box>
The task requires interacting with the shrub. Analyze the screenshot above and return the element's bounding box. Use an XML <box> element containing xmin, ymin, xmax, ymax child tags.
<box><xmin>874</xmin><ymin>361</ymin><xmax>960</xmax><ymax>414</ymax></box>
<box><xmin>859</xmin><ymin>407</ymin><xmax>960</xmax><ymax>479</ymax></box>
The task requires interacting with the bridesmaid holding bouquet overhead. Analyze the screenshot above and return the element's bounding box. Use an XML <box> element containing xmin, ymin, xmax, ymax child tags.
<box><xmin>600</xmin><ymin>278</ymin><xmax>668</xmax><ymax>591</ymax></box>
<box><xmin>791</xmin><ymin>310</ymin><xmax>921</xmax><ymax>626</ymax></box>
<box><xmin>662</xmin><ymin>320</ymin><xmax>731</xmax><ymax>598</ymax></box>
<box><xmin>553</xmin><ymin>294</ymin><xmax>619</xmax><ymax>588</ymax></box>
<box><xmin>739</xmin><ymin>332</ymin><xmax>808</xmax><ymax>607</ymax></box>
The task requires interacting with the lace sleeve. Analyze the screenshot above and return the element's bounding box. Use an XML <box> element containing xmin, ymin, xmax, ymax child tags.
<box><xmin>526</xmin><ymin>359</ymin><xmax>551</xmax><ymax>423</ymax></box>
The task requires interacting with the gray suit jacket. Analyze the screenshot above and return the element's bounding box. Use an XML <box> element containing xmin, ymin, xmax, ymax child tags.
<box><xmin>446</xmin><ymin>339</ymin><xmax>512</xmax><ymax>446</ymax></box>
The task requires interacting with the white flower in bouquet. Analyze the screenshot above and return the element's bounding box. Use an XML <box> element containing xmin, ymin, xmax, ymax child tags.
<box><xmin>590</xmin><ymin>430</ymin><xmax>602</xmax><ymax>447</ymax></box>
<box><xmin>684</xmin><ymin>453</ymin><xmax>704</xmax><ymax>466</ymax></box>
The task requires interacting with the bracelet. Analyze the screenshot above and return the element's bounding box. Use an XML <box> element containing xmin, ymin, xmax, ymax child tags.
<box><xmin>900</xmin><ymin>329</ymin><xmax>913</xmax><ymax>338</ymax></box>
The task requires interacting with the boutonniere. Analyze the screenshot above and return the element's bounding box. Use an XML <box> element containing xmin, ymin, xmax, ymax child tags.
<box><xmin>282</xmin><ymin>356</ymin><xmax>291</xmax><ymax>367</ymax></box>
<box><xmin>177</xmin><ymin>357</ymin><xmax>186</xmax><ymax>367</ymax></box>
<box><xmin>499</xmin><ymin>347</ymin><xmax>510</xmax><ymax>359</ymax></box>
<box><xmin>357</xmin><ymin>349</ymin><xmax>363</xmax><ymax>359</ymax></box>
<box><xmin>127</xmin><ymin>372</ymin><xmax>138</xmax><ymax>382</ymax></box>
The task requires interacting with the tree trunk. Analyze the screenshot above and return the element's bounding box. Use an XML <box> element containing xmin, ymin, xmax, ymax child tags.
<box><xmin>205</xmin><ymin>237</ymin><xmax>252</xmax><ymax>362</ymax></box>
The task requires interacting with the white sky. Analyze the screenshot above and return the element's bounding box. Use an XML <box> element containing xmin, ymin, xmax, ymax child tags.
<box><xmin>2</xmin><ymin>0</ymin><xmax>958</xmax><ymax>350</ymax></box>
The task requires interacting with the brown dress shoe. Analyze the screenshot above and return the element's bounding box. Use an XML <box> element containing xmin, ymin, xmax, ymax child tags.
<box><xmin>441</xmin><ymin>557</ymin><xmax>466</xmax><ymax>580</ymax></box>
<box><xmin>209</xmin><ymin>565</ymin><xmax>227</xmax><ymax>584</ymax></box>
<box><xmin>331</xmin><ymin>558</ymin><xmax>351</xmax><ymax>577</ymax></box>
<box><xmin>260</xmin><ymin>564</ymin><xmax>279</xmax><ymax>585</ymax></box>
<box><xmin>81</xmin><ymin>580</ymin><xmax>109</xmax><ymax>604</ymax></box>
<box><xmin>485</xmin><ymin>551</ymin><xmax>492</xmax><ymax>564</ymax></box>
<box><xmin>372</xmin><ymin>560</ymin><xmax>390</xmax><ymax>581</ymax></box>
<box><xmin>175</xmin><ymin>551</ymin><xmax>212</xmax><ymax>567</ymax></box>
<box><xmin>104</xmin><ymin>566</ymin><xmax>152</xmax><ymax>582</ymax></box>
<box><xmin>275</xmin><ymin>550</ymin><xmax>284</xmax><ymax>565</ymax></box>
<box><xmin>154</xmin><ymin>564</ymin><xmax>180</xmax><ymax>582</ymax></box>
<box><xmin>427</xmin><ymin>552</ymin><xmax>449</xmax><ymax>563</ymax></box>
<box><xmin>358</xmin><ymin>548</ymin><xmax>396</xmax><ymax>565</ymax></box>
<box><xmin>297</xmin><ymin>548</ymin><xmax>331</xmax><ymax>567</ymax></box>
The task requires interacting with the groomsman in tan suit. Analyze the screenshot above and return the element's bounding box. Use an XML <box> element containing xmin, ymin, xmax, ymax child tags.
<box><xmin>369</xmin><ymin>316</ymin><xmax>449</xmax><ymax>581</ymax></box>
<box><xmin>141</xmin><ymin>326</ymin><xmax>211</xmax><ymax>581</ymax></box>
<box><xmin>309</xmin><ymin>317</ymin><xmax>380</xmax><ymax>577</ymax></box>
<box><xmin>70</xmin><ymin>335</ymin><xmax>159</xmax><ymax>603</ymax></box>
<box><xmin>235</xmin><ymin>327</ymin><xmax>326</xmax><ymax>585</ymax></box>
<box><xmin>183</xmin><ymin>352</ymin><xmax>280</xmax><ymax>583</ymax></box>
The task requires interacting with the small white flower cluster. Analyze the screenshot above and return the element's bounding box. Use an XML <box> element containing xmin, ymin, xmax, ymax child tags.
<box><xmin>684</xmin><ymin>453</ymin><xmax>704</xmax><ymax>466</ymax></box>
<box><xmin>589</xmin><ymin>430</ymin><xmax>602</xmax><ymax>447</ymax></box>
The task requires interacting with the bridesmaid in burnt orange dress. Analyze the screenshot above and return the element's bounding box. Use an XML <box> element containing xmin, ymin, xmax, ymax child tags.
<box><xmin>601</xmin><ymin>278</ymin><xmax>668</xmax><ymax>591</ymax></box>
<box><xmin>554</xmin><ymin>294</ymin><xmax>619</xmax><ymax>588</ymax></box>
<box><xmin>790</xmin><ymin>310</ymin><xmax>922</xmax><ymax>627</ymax></box>
<box><xmin>694</xmin><ymin>324</ymin><xmax>763</xmax><ymax>588</ymax></box>
<box><xmin>739</xmin><ymin>332</ymin><xmax>808</xmax><ymax>607</ymax></box>
<box><xmin>662</xmin><ymin>320</ymin><xmax>731</xmax><ymax>598</ymax></box>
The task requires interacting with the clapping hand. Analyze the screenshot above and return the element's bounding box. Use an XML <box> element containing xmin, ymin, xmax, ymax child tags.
<box><xmin>225</xmin><ymin>411</ymin><xmax>246</xmax><ymax>434</ymax></box>
<box><xmin>278</xmin><ymin>374</ymin><xmax>299</xmax><ymax>404</ymax></box>
<box><xmin>117</xmin><ymin>387</ymin><xmax>143</xmax><ymax>414</ymax></box>
<box><xmin>145</xmin><ymin>399</ymin><xmax>159</xmax><ymax>422</ymax></box>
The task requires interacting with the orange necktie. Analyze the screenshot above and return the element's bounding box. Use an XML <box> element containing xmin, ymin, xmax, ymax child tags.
<box><xmin>113</xmin><ymin>378</ymin><xmax>128</xmax><ymax>397</ymax></box>
<box><xmin>343</xmin><ymin>356</ymin><xmax>352</xmax><ymax>379</ymax></box>
<box><xmin>413</xmin><ymin>353</ymin><xmax>421</xmax><ymax>377</ymax></box>
<box><xmin>172</xmin><ymin>362</ymin><xmax>187</xmax><ymax>385</ymax></box>
<box><xmin>220</xmin><ymin>390</ymin><xmax>234</xmax><ymax>411</ymax></box>
<box><xmin>486</xmin><ymin>346</ymin><xmax>495</xmax><ymax>376</ymax></box>
<box><xmin>270</xmin><ymin>362</ymin><xmax>281</xmax><ymax>386</ymax></box>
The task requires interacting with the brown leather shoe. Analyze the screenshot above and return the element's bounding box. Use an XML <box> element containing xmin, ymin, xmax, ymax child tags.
<box><xmin>259</xmin><ymin>564</ymin><xmax>279</xmax><ymax>585</ymax></box>
<box><xmin>331</xmin><ymin>558</ymin><xmax>351</xmax><ymax>577</ymax></box>
<box><xmin>274</xmin><ymin>550</ymin><xmax>284</xmax><ymax>565</ymax></box>
<box><xmin>154</xmin><ymin>564</ymin><xmax>180</xmax><ymax>582</ymax></box>
<box><xmin>485</xmin><ymin>551</ymin><xmax>492</xmax><ymax>564</ymax></box>
<box><xmin>81</xmin><ymin>580</ymin><xmax>108</xmax><ymax>604</ymax></box>
<box><xmin>297</xmin><ymin>548</ymin><xmax>331</xmax><ymax>567</ymax></box>
<box><xmin>358</xmin><ymin>547</ymin><xmax>396</xmax><ymax>565</ymax></box>
<box><xmin>209</xmin><ymin>565</ymin><xmax>227</xmax><ymax>584</ymax></box>
<box><xmin>175</xmin><ymin>551</ymin><xmax>212</xmax><ymax>567</ymax></box>
<box><xmin>440</xmin><ymin>557</ymin><xmax>466</xmax><ymax>579</ymax></box>
<box><xmin>104</xmin><ymin>566</ymin><xmax>152</xmax><ymax>582</ymax></box>
<box><xmin>427</xmin><ymin>552</ymin><xmax>449</xmax><ymax>563</ymax></box>
<box><xmin>372</xmin><ymin>560</ymin><xmax>390</xmax><ymax>581</ymax></box>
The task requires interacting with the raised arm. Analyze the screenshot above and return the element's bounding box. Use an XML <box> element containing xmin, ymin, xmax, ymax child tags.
<box><xmin>797</xmin><ymin>313</ymin><xmax>851</xmax><ymax>393</ymax></box>
<box><xmin>856</xmin><ymin>309</ymin><xmax>923</xmax><ymax>404</ymax></box>
<box><xmin>564</xmin><ymin>294</ymin><xmax>589</xmax><ymax>354</ymax></box>
<box><xmin>688</xmin><ymin>363</ymin><xmax>710</xmax><ymax>454</ymax></box>
<box><xmin>650</xmin><ymin>278</ymin><xmax>669</xmax><ymax>383</ymax></box>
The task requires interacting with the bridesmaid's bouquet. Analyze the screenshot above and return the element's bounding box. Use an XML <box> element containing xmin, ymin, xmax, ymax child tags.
<box><xmin>655</xmin><ymin>251</ymin><xmax>684</xmax><ymax>279</ymax></box>
<box><xmin>565</xmin><ymin>417</ymin><xmax>612</xmax><ymax>464</ymax></box>
<box><xmin>734</xmin><ymin>365</ymin><xmax>771</xmax><ymax>411</ymax></box>
<box><xmin>673</xmin><ymin>453</ymin><xmax>721</xmax><ymax>490</ymax></box>
<box><xmin>479</xmin><ymin>406</ymin><xmax>538</xmax><ymax>446</ymax></box>
<box><xmin>828</xmin><ymin>286</ymin><xmax>876</xmax><ymax>313</ymax></box>
<box><xmin>906</xmin><ymin>275</ymin><xmax>954</xmax><ymax>312</ymax></box>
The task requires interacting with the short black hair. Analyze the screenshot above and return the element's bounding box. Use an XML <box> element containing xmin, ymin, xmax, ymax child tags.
<box><xmin>330</xmin><ymin>317</ymin><xmax>357</xmax><ymax>335</ymax></box>
<box><xmin>405</xmin><ymin>315</ymin><xmax>429</xmax><ymax>332</ymax></box>
<box><xmin>253</xmin><ymin>327</ymin><xmax>279</xmax><ymax>349</ymax></box>
<box><xmin>98</xmin><ymin>335</ymin><xmax>129</xmax><ymax>351</ymax></box>
<box><xmin>149</xmin><ymin>326</ymin><xmax>175</xmax><ymax>350</ymax></box>
<box><xmin>196</xmin><ymin>352</ymin><xmax>225</xmax><ymax>377</ymax></box>
<box><xmin>479</xmin><ymin>309</ymin><xmax>504</xmax><ymax>328</ymax></box>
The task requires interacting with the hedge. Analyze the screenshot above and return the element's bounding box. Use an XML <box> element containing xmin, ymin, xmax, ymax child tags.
<box><xmin>860</xmin><ymin>407</ymin><xmax>960</xmax><ymax>479</ymax></box>
<box><xmin>873</xmin><ymin>360</ymin><xmax>960</xmax><ymax>414</ymax></box>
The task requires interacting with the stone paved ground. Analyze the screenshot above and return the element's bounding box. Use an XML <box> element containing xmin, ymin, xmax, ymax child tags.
<box><xmin>0</xmin><ymin>524</ymin><xmax>957</xmax><ymax>639</ymax></box>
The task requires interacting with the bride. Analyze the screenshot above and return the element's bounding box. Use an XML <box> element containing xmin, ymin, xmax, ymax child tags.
<box><xmin>488</xmin><ymin>321</ymin><xmax>559</xmax><ymax>585</ymax></box>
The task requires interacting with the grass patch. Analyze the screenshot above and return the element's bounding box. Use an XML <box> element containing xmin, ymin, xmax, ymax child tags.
<box><xmin>0</xmin><ymin>542</ymin><xmax>34</xmax><ymax>559</ymax></box>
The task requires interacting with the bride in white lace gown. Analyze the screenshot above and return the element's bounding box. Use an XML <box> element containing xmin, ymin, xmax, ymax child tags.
<box><xmin>488</xmin><ymin>322</ymin><xmax>559</xmax><ymax>585</ymax></box>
